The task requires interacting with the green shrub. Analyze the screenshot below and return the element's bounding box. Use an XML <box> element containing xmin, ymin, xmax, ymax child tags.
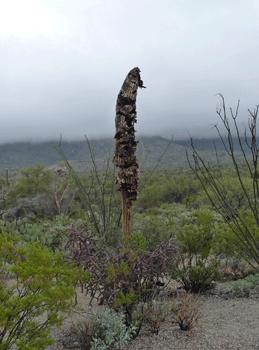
<box><xmin>245</xmin><ymin>273</ymin><xmax>259</xmax><ymax>288</ymax></box>
<box><xmin>171</xmin><ymin>209</ymin><xmax>222</xmax><ymax>293</ymax></box>
<box><xmin>134</xmin><ymin>203</ymin><xmax>187</xmax><ymax>250</ymax></box>
<box><xmin>62</xmin><ymin>308</ymin><xmax>135</xmax><ymax>350</ymax></box>
<box><xmin>65</xmin><ymin>227</ymin><xmax>179</xmax><ymax>333</ymax></box>
<box><xmin>90</xmin><ymin>309</ymin><xmax>136</xmax><ymax>350</ymax></box>
<box><xmin>0</xmin><ymin>215</ymin><xmax>89</xmax><ymax>251</ymax></box>
<box><xmin>7</xmin><ymin>164</ymin><xmax>53</xmax><ymax>201</ymax></box>
<box><xmin>137</xmin><ymin>171</ymin><xmax>200</xmax><ymax>209</ymax></box>
<box><xmin>230</xmin><ymin>279</ymin><xmax>253</xmax><ymax>297</ymax></box>
<box><xmin>0</xmin><ymin>232</ymin><xmax>79</xmax><ymax>350</ymax></box>
<box><xmin>230</xmin><ymin>273</ymin><xmax>259</xmax><ymax>296</ymax></box>
<box><xmin>173</xmin><ymin>261</ymin><xmax>221</xmax><ymax>293</ymax></box>
<box><xmin>134</xmin><ymin>213</ymin><xmax>172</xmax><ymax>251</ymax></box>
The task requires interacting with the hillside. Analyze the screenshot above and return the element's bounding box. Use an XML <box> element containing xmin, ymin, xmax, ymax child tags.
<box><xmin>0</xmin><ymin>137</ymin><xmax>186</xmax><ymax>175</ymax></box>
<box><xmin>0</xmin><ymin>135</ymin><xmax>251</xmax><ymax>177</ymax></box>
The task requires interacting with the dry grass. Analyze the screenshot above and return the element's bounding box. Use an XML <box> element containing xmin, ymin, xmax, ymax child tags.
<box><xmin>143</xmin><ymin>300</ymin><xmax>170</xmax><ymax>335</ymax></box>
<box><xmin>172</xmin><ymin>292</ymin><xmax>202</xmax><ymax>331</ymax></box>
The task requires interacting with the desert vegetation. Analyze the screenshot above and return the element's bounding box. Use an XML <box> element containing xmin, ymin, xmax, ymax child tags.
<box><xmin>1</xmin><ymin>94</ymin><xmax>259</xmax><ymax>349</ymax></box>
<box><xmin>1</xmin><ymin>161</ymin><xmax>259</xmax><ymax>348</ymax></box>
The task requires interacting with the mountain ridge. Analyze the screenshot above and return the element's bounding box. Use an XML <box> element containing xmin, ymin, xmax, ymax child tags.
<box><xmin>0</xmin><ymin>136</ymin><xmax>252</xmax><ymax>176</ymax></box>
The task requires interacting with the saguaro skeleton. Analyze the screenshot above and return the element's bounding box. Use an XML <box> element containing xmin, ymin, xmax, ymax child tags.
<box><xmin>112</xmin><ymin>67</ymin><xmax>145</xmax><ymax>235</ymax></box>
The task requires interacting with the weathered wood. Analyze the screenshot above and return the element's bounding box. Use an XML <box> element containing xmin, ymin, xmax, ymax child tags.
<box><xmin>113</xmin><ymin>67</ymin><xmax>145</xmax><ymax>234</ymax></box>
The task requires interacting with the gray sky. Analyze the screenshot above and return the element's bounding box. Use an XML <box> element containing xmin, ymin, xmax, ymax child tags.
<box><xmin>1</xmin><ymin>0</ymin><xmax>259</xmax><ymax>143</ymax></box>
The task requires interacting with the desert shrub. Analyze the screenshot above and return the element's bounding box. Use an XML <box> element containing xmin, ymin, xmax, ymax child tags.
<box><xmin>137</xmin><ymin>171</ymin><xmax>200</xmax><ymax>209</ymax></box>
<box><xmin>65</xmin><ymin>227</ymin><xmax>179</xmax><ymax>331</ymax></box>
<box><xmin>134</xmin><ymin>213</ymin><xmax>174</xmax><ymax>251</ymax></box>
<box><xmin>174</xmin><ymin>262</ymin><xmax>221</xmax><ymax>294</ymax></box>
<box><xmin>231</xmin><ymin>210</ymin><xmax>259</xmax><ymax>260</ymax></box>
<box><xmin>245</xmin><ymin>273</ymin><xmax>259</xmax><ymax>288</ymax></box>
<box><xmin>171</xmin><ymin>209</ymin><xmax>222</xmax><ymax>293</ymax></box>
<box><xmin>0</xmin><ymin>215</ymin><xmax>89</xmax><ymax>251</ymax></box>
<box><xmin>7</xmin><ymin>164</ymin><xmax>53</xmax><ymax>201</ymax></box>
<box><xmin>61</xmin><ymin>308</ymin><xmax>134</xmax><ymax>350</ymax></box>
<box><xmin>61</xmin><ymin>319</ymin><xmax>98</xmax><ymax>350</ymax></box>
<box><xmin>212</xmin><ymin>209</ymin><xmax>259</xmax><ymax>266</ymax></box>
<box><xmin>230</xmin><ymin>273</ymin><xmax>259</xmax><ymax>296</ymax></box>
<box><xmin>188</xmin><ymin>97</ymin><xmax>259</xmax><ymax>269</ymax></box>
<box><xmin>230</xmin><ymin>279</ymin><xmax>252</xmax><ymax>297</ymax></box>
<box><xmin>90</xmin><ymin>308</ymin><xmax>136</xmax><ymax>350</ymax></box>
<box><xmin>142</xmin><ymin>300</ymin><xmax>171</xmax><ymax>334</ymax></box>
<box><xmin>196</xmin><ymin>170</ymin><xmax>254</xmax><ymax>210</ymax></box>
<box><xmin>172</xmin><ymin>293</ymin><xmax>202</xmax><ymax>331</ymax></box>
<box><xmin>58</xmin><ymin>140</ymin><xmax>122</xmax><ymax>244</ymax></box>
<box><xmin>5</xmin><ymin>164</ymin><xmax>78</xmax><ymax>219</ymax></box>
<box><xmin>134</xmin><ymin>203</ymin><xmax>188</xmax><ymax>251</ymax></box>
<box><xmin>0</xmin><ymin>232</ymin><xmax>79</xmax><ymax>350</ymax></box>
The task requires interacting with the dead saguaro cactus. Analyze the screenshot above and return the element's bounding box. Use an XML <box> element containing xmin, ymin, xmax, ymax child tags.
<box><xmin>112</xmin><ymin>67</ymin><xmax>145</xmax><ymax>235</ymax></box>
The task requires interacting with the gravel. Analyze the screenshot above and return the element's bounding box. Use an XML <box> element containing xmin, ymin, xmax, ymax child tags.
<box><xmin>49</xmin><ymin>282</ymin><xmax>259</xmax><ymax>350</ymax></box>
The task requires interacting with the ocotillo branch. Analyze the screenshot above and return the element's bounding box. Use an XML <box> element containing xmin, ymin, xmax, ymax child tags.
<box><xmin>112</xmin><ymin>67</ymin><xmax>145</xmax><ymax>235</ymax></box>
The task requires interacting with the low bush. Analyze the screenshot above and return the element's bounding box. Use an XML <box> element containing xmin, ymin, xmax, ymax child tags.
<box><xmin>230</xmin><ymin>273</ymin><xmax>259</xmax><ymax>297</ymax></box>
<box><xmin>61</xmin><ymin>308</ymin><xmax>135</xmax><ymax>350</ymax></box>
<box><xmin>0</xmin><ymin>232</ymin><xmax>79</xmax><ymax>350</ymax></box>
<box><xmin>245</xmin><ymin>273</ymin><xmax>259</xmax><ymax>288</ymax></box>
<box><xmin>137</xmin><ymin>171</ymin><xmax>201</xmax><ymax>209</ymax></box>
<box><xmin>230</xmin><ymin>279</ymin><xmax>252</xmax><ymax>297</ymax></box>
<box><xmin>142</xmin><ymin>300</ymin><xmax>171</xmax><ymax>334</ymax></box>
<box><xmin>174</xmin><ymin>261</ymin><xmax>221</xmax><ymax>293</ymax></box>
<box><xmin>133</xmin><ymin>203</ymin><xmax>186</xmax><ymax>251</ymax></box>
<box><xmin>90</xmin><ymin>308</ymin><xmax>136</xmax><ymax>350</ymax></box>
<box><xmin>0</xmin><ymin>214</ymin><xmax>89</xmax><ymax>251</ymax></box>
<box><xmin>61</xmin><ymin>319</ymin><xmax>98</xmax><ymax>350</ymax></box>
<box><xmin>171</xmin><ymin>209</ymin><xmax>222</xmax><ymax>293</ymax></box>
<box><xmin>65</xmin><ymin>227</ymin><xmax>179</xmax><ymax>332</ymax></box>
<box><xmin>172</xmin><ymin>293</ymin><xmax>202</xmax><ymax>331</ymax></box>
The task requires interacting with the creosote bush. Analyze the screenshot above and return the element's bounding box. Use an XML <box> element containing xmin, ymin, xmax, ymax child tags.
<box><xmin>171</xmin><ymin>209</ymin><xmax>222</xmax><ymax>293</ymax></box>
<box><xmin>0</xmin><ymin>232</ymin><xmax>79</xmax><ymax>350</ymax></box>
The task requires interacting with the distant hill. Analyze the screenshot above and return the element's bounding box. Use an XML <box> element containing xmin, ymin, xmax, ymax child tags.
<box><xmin>0</xmin><ymin>136</ymin><xmax>252</xmax><ymax>177</ymax></box>
<box><xmin>174</xmin><ymin>136</ymin><xmax>253</xmax><ymax>152</ymax></box>
<box><xmin>0</xmin><ymin>137</ymin><xmax>186</xmax><ymax>176</ymax></box>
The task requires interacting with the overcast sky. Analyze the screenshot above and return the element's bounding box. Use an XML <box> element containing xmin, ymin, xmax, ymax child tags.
<box><xmin>1</xmin><ymin>0</ymin><xmax>259</xmax><ymax>143</ymax></box>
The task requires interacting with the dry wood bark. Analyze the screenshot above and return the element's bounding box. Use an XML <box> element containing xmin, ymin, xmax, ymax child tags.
<box><xmin>112</xmin><ymin>67</ymin><xmax>145</xmax><ymax>234</ymax></box>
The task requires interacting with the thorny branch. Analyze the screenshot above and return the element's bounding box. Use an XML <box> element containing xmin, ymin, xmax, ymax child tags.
<box><xmin>65</xmin><ymin>225</ymin><xmax>179</xmax><ymax>306</ymax></box>
<box><xmin>187</xmin><ymin>95</ymin><xmax>259</xmax><ymax>266</ymax></box>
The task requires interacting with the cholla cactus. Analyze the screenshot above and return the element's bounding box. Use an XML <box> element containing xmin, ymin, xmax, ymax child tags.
<box><xmin>112</xmin><ymin>67</ymin><xmax>145</xmax><ymax>234</ymax></box>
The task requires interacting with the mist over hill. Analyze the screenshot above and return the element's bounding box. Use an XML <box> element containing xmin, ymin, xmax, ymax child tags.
<box><xmin>173</xmin><ymin>136</ymin><xmax>253</xmax><ymax>152</ymax></box>
<box><xmin>0</xmin><ymin>136</ymin><xmax>253</xmax><ymax>177</ymax></box>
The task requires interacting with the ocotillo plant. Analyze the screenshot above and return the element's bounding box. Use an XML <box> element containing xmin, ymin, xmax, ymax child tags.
<box><xmin>112</xmin><ymin>67</ymin><xmax>145</xmax><ymax>235</ymax></box>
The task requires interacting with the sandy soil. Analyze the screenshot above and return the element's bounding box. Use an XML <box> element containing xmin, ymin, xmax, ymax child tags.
<box><xmin>49</xmin><ymin>282</ymin><xmax>259</xmax><ymax>350</ymax></box>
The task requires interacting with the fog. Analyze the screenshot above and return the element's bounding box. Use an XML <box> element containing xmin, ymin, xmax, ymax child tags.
<box><xmin>1</xmin><ymin>0</ymin><xmax>259</xmax><ymax>143</ymax></box>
